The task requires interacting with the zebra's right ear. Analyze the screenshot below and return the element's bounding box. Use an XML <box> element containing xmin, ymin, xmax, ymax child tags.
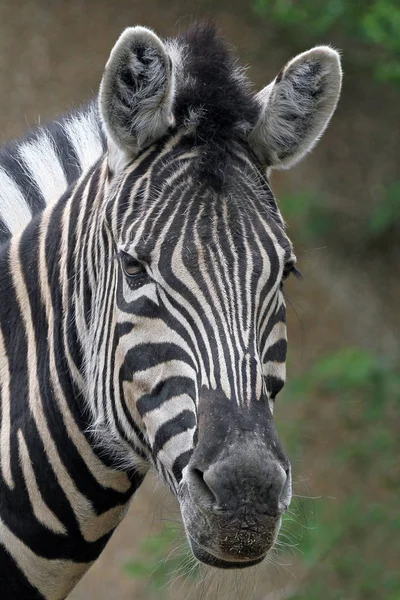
<box><xmin>99</xmin><ymin>27</ymin><xmax>175</xmax><ymax>173</ymax></box>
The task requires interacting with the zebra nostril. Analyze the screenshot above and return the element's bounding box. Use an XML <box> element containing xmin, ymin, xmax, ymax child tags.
<box><xmin>187</xmin><ymin>467</ymin><xmax>217</xmax><ymax>507</ymax></box>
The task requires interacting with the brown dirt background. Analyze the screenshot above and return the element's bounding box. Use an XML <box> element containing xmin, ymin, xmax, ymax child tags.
<box><xmin>0</xmin><ymin>1</ymin><xmax>398</xmax><ymax>599</ymax></box>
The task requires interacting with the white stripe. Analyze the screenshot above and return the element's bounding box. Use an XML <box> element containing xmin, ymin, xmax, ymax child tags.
<box><xmin>157</xmin><ymin>428</ymin><xmax>196</xmax><ymax>472</ymax></box>
<box><xmin>143</xmin><ymin>395</ymin><xmax>195</xmax><ymax>445</ymax></box>
<box><xmin>262</xmin><ymin>320</ymin><xmax>287</xmax><ymax>354</ymax></box>
<box><xmin>17</xmin><ymin>430</ymin><xmax>67</xmax><ymax>535</ymax></box>
<box><xmin>263</xmin><ymin>359</ymin><xmax>286</xmax><ymax>380</ymax></box>
<box><xmin>0</xmin><ymin>515</ymin><xmax>91</xmax><ymax>600</ymax></box>
<box><xmin>0</xmin><ymin>328</ymin><xmax>14</xmax><ymax>488</ymax></box>
<box><xmin>63</xmin><ymin>107</ymin><xmax>103</xmax><ymax>172</ymax></box>
<box><xmin>19</xmin><ymin>133</ymin><xmax>68</xmax><ymax>205</ymax></box>
<box><xmin>0</xmin><ymin>167</ymin><xmax>32</xmax><ymax>234</ymax></box>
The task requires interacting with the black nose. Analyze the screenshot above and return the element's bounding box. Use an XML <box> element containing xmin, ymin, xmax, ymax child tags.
<box><xmin>186</xmin><ymin>456</ymin><xmax>290</xmax><ymax>516</ymax></box>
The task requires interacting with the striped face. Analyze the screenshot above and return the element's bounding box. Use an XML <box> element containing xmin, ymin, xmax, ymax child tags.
<box><xmin>99</xmin><ymin>135</ymin><xmax>295</xmax><ymax>566</ymax></box>
<box><xmin>93</xmin><ymin>22</ymin><xmax>341</xmax><ymax>569</ymax></box>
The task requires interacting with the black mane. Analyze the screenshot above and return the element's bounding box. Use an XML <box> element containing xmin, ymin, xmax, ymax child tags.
<box><xmin>173</xmin><ymin>24</ymin><xmax>260</xmax><ymax>185</ymax></box>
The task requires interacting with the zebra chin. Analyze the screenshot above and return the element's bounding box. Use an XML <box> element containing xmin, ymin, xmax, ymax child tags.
<box><xmin>187</xmin><ymin>536</ymin><xmax>269</xmax><ymax>569</ymax></box>
<box><xmin>178</xmin><ymin>492</ymin><xmax>284</xmax><ymax>569</ymax></box>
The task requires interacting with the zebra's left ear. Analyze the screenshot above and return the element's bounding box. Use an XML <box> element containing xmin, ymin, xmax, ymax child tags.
<box><xmin>99</xmin><ymin>26</ymin><xmax>175</xmax><ymax>173</ymax></box>
<box><xmin>248</xmin><ymin>46</ymin><xmax>342</xmax><ymax>169</ymax></box>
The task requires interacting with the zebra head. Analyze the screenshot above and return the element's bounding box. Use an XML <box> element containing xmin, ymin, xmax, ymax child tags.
<box><xmin>85</xmin><ymin>24</ymin><xmax>341</xmax><ymax>568</ymax></box>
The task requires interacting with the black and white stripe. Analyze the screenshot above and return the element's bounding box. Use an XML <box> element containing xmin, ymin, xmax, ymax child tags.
<box><xmin>0</xmin><ymin>102</ymin><xmax>104</xmax><ymax>242</ymax></box>
<box><xmin>0</xmin><ymin>23</ymin><xmax>342</xmax><ymax>598</ymax></box>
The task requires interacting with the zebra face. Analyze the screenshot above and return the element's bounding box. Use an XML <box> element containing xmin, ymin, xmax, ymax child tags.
<box><xmin>112</xmin><ymin>165</ymin><xmax>294</xmax><ymax>566</ymax></box>
<box><xmin>97</xmin><ymin>25</ymin><xmax>342</xmax><ymax>567</ymax></box>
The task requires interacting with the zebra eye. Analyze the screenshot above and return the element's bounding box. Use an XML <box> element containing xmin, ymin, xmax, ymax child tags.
<box><xmin>120</xmin><ymin>252</ymin><xmax>146</xmax><ymax>277</ymax></box>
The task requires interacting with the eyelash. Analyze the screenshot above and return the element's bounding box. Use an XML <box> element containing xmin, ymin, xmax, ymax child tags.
<box><xmin>282</xmin><ymin>264</ymin><xmax>302</xmax><ymax>284</ymax></box>
<box><xmin>119</xmin><ymin>251</ymin><xmax>147</xmax><ymax>278</ymax></box>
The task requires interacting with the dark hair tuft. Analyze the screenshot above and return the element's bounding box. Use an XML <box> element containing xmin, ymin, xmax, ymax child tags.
<box><xmin>172</xmin><ymin>23</ymin><xmax>260</xmax><ymax>188</ymax></box>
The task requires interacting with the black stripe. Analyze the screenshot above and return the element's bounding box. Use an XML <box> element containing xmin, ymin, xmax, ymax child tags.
<box><xmin>46</xmin><ymin>121</ymin><xmax>81</xmax><ymax>186</ymax></box>
<box><xmin>0</xmin><ymin>547</ymin><xmax>45</xmax><ymax>600</ymax></box>
<box><xmin>137</xmin><ymin>376</ymin><xmax>196</xmax><ymax>416</ymax></box>
<box><xmin>0</xmin><ymin>146</ymin><xmax>45</xmax><ymax>213</ymax></box>
<box><xmin>172</xmin><ymin>449</ymin><xmax>193</xmax><ymax>482</ymax></box>
<box><xmin>0</xmin><ymin>217</ymin><xmax>11</xmax><ymax>246</ymax></box>
<box><xmin>152</xmin><ymin>410</ymin><xmax>196</xmax><ymax>457</ymax></box>
<box><xmin>124</xmin><ymin>342</ymin><xmax>195</xmax><ymax>375</ymax></box>
<box><xmin>263</xmin><ymin>339</ymin><xmax>287</xmax><ymax>364</ymax></box>
<box><xmin>265</xmin><ymin>375</ymin><xmax>285</xmax><ymax>400</ymax></box>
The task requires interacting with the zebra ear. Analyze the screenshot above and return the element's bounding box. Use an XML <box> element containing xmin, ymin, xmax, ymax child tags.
<box><xmin>99</xmin><ymin>26</ymin><xmax>175</xmax><ymax>172</ymax></box>
<box><xmin>248</xmin><ymin>46</ymin><xmax>342</xmax><ymax>169</ymax></box>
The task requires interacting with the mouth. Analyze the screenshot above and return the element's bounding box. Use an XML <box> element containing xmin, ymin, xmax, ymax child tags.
<box><xmin>189</xmin><ymin>536</ymin><xmax>266</xmax><ymax>570</ymax></box>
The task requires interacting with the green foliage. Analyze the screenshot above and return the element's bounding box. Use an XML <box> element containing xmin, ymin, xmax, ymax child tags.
<box><xmin>125</xmin><ymin>522</ymin><xmax>200</xmax><ymax>593</ymax></box>
<box><xmin>368</xmin><ymin>180</ymin><xmax>400</xmax><ymax>237</ymax></box>
<box><xmin>253</xmin><ymin>0</ymin><xmax>400</xmax><ymax>85</ymax></box>
<box><xmin>279</xmin><ymin>348</ymin><xmax>400</xmax><ymax>599</ymax></box>
<box><xmin>278</xmin><ymin>191</ymin><xmax>333</xmax><ymax>242</ymax></box>
<box><xmin>279</xmin><ymin>178</ymin><xmax>400</xmax><ymax>245</ymax></box>
<box><xmin>291</xmin><ymin>346</ymin><xmax>399</xmax><ymax>394</ymax></box>
<box><xmin>253</xmin><ymin>0</ymin><xmax>350</xmax><ymax>34</ymax></box>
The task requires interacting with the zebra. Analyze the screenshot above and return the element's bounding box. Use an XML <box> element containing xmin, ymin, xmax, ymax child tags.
<box><xmin>0</xmin><ymin>23</ymin><xmax>342</xmax><ymax>599</ymax></box>
<box><xmin>0</xmin><ymin>102</ymin><xmax>105</xmax><ymax>243</ymax></box>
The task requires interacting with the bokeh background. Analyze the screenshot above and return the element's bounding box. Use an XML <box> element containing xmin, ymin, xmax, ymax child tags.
<box><xmin>0</xmin><ymin>1</ymin><xmax>399</xmax><ymax>599</ymax></box>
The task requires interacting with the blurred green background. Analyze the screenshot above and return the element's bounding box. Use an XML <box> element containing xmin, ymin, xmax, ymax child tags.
<box><xmin>0</xmin><ymin>1</ymin><xmax>398</xmax><ymax>599</ymax></box>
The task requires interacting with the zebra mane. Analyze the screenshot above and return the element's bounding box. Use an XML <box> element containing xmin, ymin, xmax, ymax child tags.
<box><xmin>170</xmin><ymin>23</ymin><xmax>260</xmax><ymax>185</ymax></box>
<box><xmin>174</xmin><ymin>23</ymin><xmax>258</xmax><ymax>135</ymax></box>
<box><xmin>0</xmin><ymin>102</ymin><xmax>105</xmax><ymax>244</ymax></box>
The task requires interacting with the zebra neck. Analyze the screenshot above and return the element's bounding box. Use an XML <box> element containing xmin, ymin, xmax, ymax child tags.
<box><xmin>0</xmin><ymin>184</ymin><xmax>147</xmax><ymax>597</ymax></box>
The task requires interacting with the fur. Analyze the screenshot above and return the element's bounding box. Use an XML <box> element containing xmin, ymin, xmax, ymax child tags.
<box><xmin>0</xmin><ymin>103</ymin><xmax>105</xmax><ymax>245</ymax></box>
<box><xmin>249</xmin><ymin>46</ymin><xmax>342</xmax><ymax>168</ymax></box>
<box><xmin>99</xmin><ymin>26</ymin><xmax>175</xmax><ymax>172</ymax></box>
<box><xmin>171</xmin><ymin>24</ymin><xmax>260</xmax><ymax>183</ymax></box>
<box><xmin>100</xmin><ymin>23</ymin><xmax>260</xmax><ymax>187</ymax></box>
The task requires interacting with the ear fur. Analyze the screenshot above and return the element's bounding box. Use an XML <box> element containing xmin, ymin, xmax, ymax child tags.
<box><xmin>99</xmin><ymin>26</ymin><xmax>175</xmax><ymax>172</ymax></box>
<box><xmin>249</xmin><ymin>46</ymin><xmax>342</xmax><ymax>169</ymax></box>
